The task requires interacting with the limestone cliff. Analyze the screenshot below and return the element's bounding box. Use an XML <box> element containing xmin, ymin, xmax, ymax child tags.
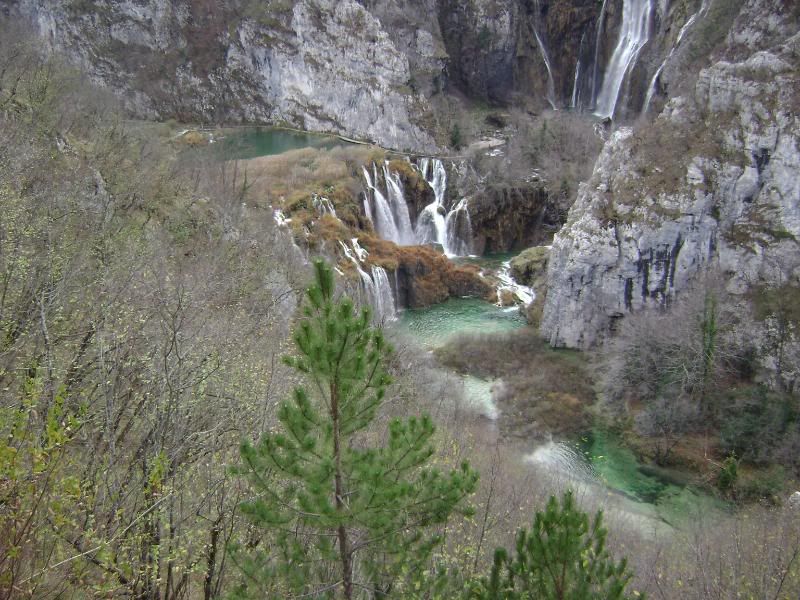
<box><xmin>7</xmin><ymin>0</ymin><xmax>735</xmax><ymax>151</ymax></box>
<box><xmin>13</xmin><ymin>0</ymin><xmax>440</xmax><ymax>151</ymax></box>
<box><xmin>541</xmin><ymin>0</ymin><xmax>800</xmax><ymax>349</ymax></box>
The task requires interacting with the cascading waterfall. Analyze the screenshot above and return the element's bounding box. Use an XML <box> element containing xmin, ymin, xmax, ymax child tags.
<box><xmin>415</xmin><ymin>158</ymin><xmax>448</xmax><ymax>249</ymax></box>
<box><xmin>363</xmin><ymin>158</ymin><xmax>473</xmax><ymax>257</ymax></box>
<box><xmin>444</xmin><ymin>198</ymin><xmax>473</xmax><ymax>258</ymax></box>
<box><xmin>590</xmin><ymin>0</ymin><xmax>609</xmax><ymax>109</ymax></box>
<box><xmin>339</xmin><ymin>239</ymin><xmax>397</xmax><ymax>323</ymax></box>
<box><xmin>495</xmin><ymin>260</ymin><xmax>535</xmax><ymax>308</ymax></box>
<box><xmin>643</xmin><ymin>0</ymin><xmax>710</xmax><ymax>113</ymax></box>
<box><xmin>594</xmin><ymin>0</ymin><xmax>654</xmax><ymax>119</ymax></box>
<box><xmin>362</xmin><ymin>164</ymin><xmax>416</xmax><ymax>245</ymax></box>
<box><xmin>312</xmin><ymin>193</ymin><xmax>337</xmax><ymax>217</ymax></box>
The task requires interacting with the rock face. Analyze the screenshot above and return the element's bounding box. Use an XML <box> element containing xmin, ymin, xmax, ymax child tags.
<box><xmin>541</xmin><ymin>0</ymin><xmax>800</xmax><ymax>349</ymax></box>
<box><xmin>469</xmin><ymin>184</ymin><xmax>558</xmax><ymax>254</ymax></box>
<box><xmin>359</xmin><ymin>237</ymin><xmax>494</xmax><ymax>307</ymax></box>
<box><xmin>510</xmin><ymin>247</ymin><xmax>550</xmax><ymax>288</ymax></box>
<box><xmin>14</xmin><ymin>0</ymin><xmax>439</xmax><ymax>151</ymax></box>
<box><xmin>8</xmin><ymin>0</ymin><xmax>733</xmax><ymax>150</ymax></box>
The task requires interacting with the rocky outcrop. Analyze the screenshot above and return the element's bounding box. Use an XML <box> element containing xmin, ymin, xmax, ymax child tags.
<box><xmin>438</xmin><ymin>0</ymin><xmax>601</xmax><ymax>108</ymax></box>
<box><xmin>510</xmin><ymin>246</ymin><xmax>550</xmax><ymax>326</ymax></box>
<box><xmin>359</xmin><ymin>236</ymin><xmax>494</xmax><ymax>307</ymax></box>
<box><xmin>469</xmin><ymin>184</ymin><xmax>558</xmax><ymax>254</ymax></box>
<box><xmin>541</xmin><ymin>0</ymin><xmax>800</xmax><ymax>348</ymax></box>
<box><xmin>510</xmin><ymin>247</ymin><xmax>550</xmax><ymax>288</ymax></box>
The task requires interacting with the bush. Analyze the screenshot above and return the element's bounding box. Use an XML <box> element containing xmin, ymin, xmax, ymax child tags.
<box><xmin>719</xmin><ymin>385</ymin><xmax>799</xmax><ymax>469</ymax></box>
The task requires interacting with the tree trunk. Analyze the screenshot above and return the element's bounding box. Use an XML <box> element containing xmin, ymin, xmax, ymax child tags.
<box><xmin>331</xmin><ymin>382</ymin><xmax>353</xmax><ymax>600</ymax></box>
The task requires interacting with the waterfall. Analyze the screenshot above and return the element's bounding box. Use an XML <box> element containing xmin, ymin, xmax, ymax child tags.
<box><xmin>642</xmin><ymin>0</ymin><xmax>709</xmax><ymax>114</ymax></box>
<box><xmin>571</xmin><ymin>61</ymin><xmax>581</xmax><ymax>110</ymax></box>
<box><xmin>444</xmin><ymin>198</ymin><xmax>473</xmax><ymax>258</ymax></box>
<box><xmin>362</xmin><ymin>164</ymin><xmax>415</xmax><ymax>246</ymax></box>
<box><xmin>363</xmin><ymin>158</ymin><xmax>473</xmax><ymax>257</ymax></box>
<box><xmin>495</xmin><ymin>260</ymin><xmax>535</xmax><ymax>309</ymax></box>
<box><xmin>383</xmin><ymin>165</ymin><xmax>416</xmax><ymax>244</ymax></box>
<box><xmin>312</xmin><ymin>193</ymin><xmax>336</xmax><ymax>217</ymax></box>
<box><xmin>339</xmin><ymin>239</ymin><xmax>397</xmax><ymax>323</ymax></box>
<box><xmin>531</xmin><ymin>0</ymin><xmax>557</xmax><ymax>110</ymax></box>
<box><xmin>642</xmin><ymin>61</ymin><xmax>666</xmax><ymax>113</ymax></box>
<box><xmin>570</xmin><ymin>31</ymin><xmax>588</xmax><ymax>110</ymax></box>
<box><xmin>416</xmin><ymin>158</ymin><xmax>449</xmax><ymax>249</ymax></box>
<box><xmin>590</xmin><ymin>0</ymin><xmax>609</xmax><ymax>108</ymax></box>
<box><xmin>594</xmin><ymin>0</ymin><xmax>654</xmax><ymax>119</ymax></box>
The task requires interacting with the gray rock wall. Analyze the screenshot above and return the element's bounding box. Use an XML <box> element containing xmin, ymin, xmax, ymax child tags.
<box><xmin>15</xmin><ymin>0</ymin><xmax>438</xmax><ymax>151</ymax></box>
<box><xmin>541</xmin><ymin>0</ymin><xmax>800</xmax><ymax>349</ymax></box>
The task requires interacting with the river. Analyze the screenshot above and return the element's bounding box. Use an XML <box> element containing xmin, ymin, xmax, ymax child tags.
<box><xmin>389</xmin><ymin>288</ymin><xmax>727</xmax><ymax>533</ymax></box>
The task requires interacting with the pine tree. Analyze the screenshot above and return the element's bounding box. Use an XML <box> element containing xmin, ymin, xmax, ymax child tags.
<box><xmin>231</xmin><ymin>259</ymin><xmax>478</xmax><ymax>599</ymax></box>
<box><xmin>470</xmin><ymin>491</ymin><xmax>638</xmax><ymax>600</ymax></box>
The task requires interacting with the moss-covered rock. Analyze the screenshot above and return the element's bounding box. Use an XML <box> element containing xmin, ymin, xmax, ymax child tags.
<box><xmin>510</xmin><ymin>246</ymin><xmax>550</xmax><ymax>326</ymax></box>
<box><xmin>510</xmin><ymin>246</ymin><xmax>550</xmax><ymax>287</ymax></box>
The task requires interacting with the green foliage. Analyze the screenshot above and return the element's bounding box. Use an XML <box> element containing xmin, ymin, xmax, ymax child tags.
<box><xmin>468</xmin><ymin>491</ymin><xmax>638</xmax><ymax>600</ymax></box>
<box><xmin>717</xmin><ymin>455</ymin><xmax>739</xmax><ymax>492</ymax></box>
<box><xmin>719</xmin><ymin>385</ymin><xmax>799</xmax><ymax>470</ymax></box>
<box><xmin>1</xmin><ymin>371</ymin><xmax>80</xmax><ymax>596</ymax></box>
<box><xmin>450</xmin><ymin>123</ymin><xmax>463</xmax><ymax>150</ymax></box>
<box><xmin>232</xmin><ymin>260</ymin><xmax>478</xmax><ymax>598</ymax></box>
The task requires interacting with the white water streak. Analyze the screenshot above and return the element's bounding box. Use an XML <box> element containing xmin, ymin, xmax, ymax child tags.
<box><xmin>590</xmin><ymin>0</ymin><xmax>609</xmax><ymax>108</ymax></box>
<box><xmin>595</xmin><ymin>0</ymin><xmax>654</xmax><ymax>119</ymax></box>
<box><xmin>642</xmin><ymin>0</ymin><xmax>710</xmax><ymax>114</ymax></box>
<box><xmin>495</xmin><ymin>260</ymin><xmax>535</xmax><ymax>308</ymax></box>
<box><xmin>339</xmin><ymin>239</ymin><xmax>397</xmax><ymax>323</ymax></box>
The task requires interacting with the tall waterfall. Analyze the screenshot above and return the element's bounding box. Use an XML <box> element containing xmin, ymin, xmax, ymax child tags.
<box><xmin>590</xmin><ymin>0</ymin><xmax>609</xmax><ymax>109</ymax></box>
<box><xmin>643</xmin><ymin>0</ymin><xmax>710</xmax><ymax>114</ymax></box>
<box><xmin>363</xmin><ymin>158</ymin><xmax>473</xmax><ymax>257</ymax></box>
<box><xmin>594</xmin><ymin>0</ymin><xmax>654</xmax><ymax>119</ymax></box>
<box><xmin>532</xmin><ymin>0</ymin><xmax>557</xmax><ymax>110</ymax></box>
<box><xmin>339</xmin><ymin>239</ymin><xmax>397</xmax><ymax>323</ymax></box>
<box><xmin>570</xmin><ymin>32</ymin><xmax>587</xmax><ymax>109</ymax></box>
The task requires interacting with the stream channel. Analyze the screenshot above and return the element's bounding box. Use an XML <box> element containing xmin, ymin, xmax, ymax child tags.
<box><xmin>391</xmin><ymin>259</ymin><xmax>727</xmax><ymax>533</ymax></box>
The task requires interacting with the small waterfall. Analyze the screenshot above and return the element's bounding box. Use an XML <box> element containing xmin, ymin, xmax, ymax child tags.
<box><xmin>383</xmin><ymin>166</ymin><xmax>416</xmax><ymax>244</ymax></box>
<box><xmin>594</xmin><ymin>0</ymin><xmax>654</xmax><ymax>119</ymax></box>
<box><xmin>495</xmin><ymin>260</ymin><xmax>535</xmax><ymax>308</ymax></box>
<box><xmin>531</xmin><ymin>0</ymin><xmax>557</xmax><ymax>110</ymax></box>
<box><xmin>312</xmin><ymin>193</ymin><xmax>337</xmax><ymax>217</ymax></box>
<box><xmin>570</xmin><ymin>61</ymin><xmax>581</xmax><ymax>109</ymax></box>
<box><xmin>570</xmin><ymin>32</ymin><xmax>588</xmax><ymax>110</ymax></box>
<box><xmin>590</xmin><ymin>0</ymin><xmax>609</xmax><ymax>109</ymax></box>
<box><xmin>444</xmin><ymin>198</ymin><xmax>473</xmax><ymax>258</ymax></box>
<box><xmin>273</xmin><ymin>209</ymin><xmax>291</xmax><ymax>227</ymax></box>
<box><xmin>643</xmin><ymin>0</ymin><xmax>710</xmax><ymax>114</ymax></box>
<box><xmin>642</xmin><ymin>61</ymin><xmax>666</xmax><ymax>114</ymax></box>
<box><xmin>416</xmin><ymin>158</ymin><xmax>449</xmax><ymax>250</ymax></box>
<box><xmin>339</xmin><ymin>239</ymin><xmax>397</xmax><ymax>323</ymax></box>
